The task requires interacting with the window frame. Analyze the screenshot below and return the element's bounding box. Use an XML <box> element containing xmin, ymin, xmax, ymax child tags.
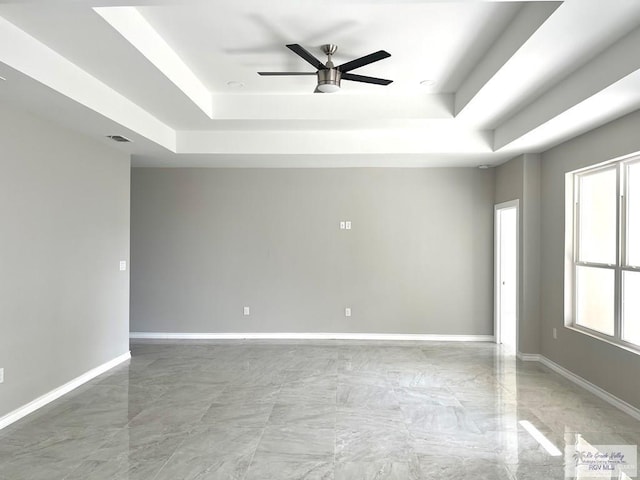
<box><xmin>567</xmin><ymin>154</ymin><xmax>640</xmax><ymax>353</ymax></box>
<box><xmin>621</xmin><ymin>159</ymin><xmax>640</xmax><ymax>346</ymax></box>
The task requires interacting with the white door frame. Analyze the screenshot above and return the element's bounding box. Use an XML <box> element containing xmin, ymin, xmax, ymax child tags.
<box><xmin>494</xmin><ymin>200</ymin><xmax>520</xmax><ymax>349</ymax></box>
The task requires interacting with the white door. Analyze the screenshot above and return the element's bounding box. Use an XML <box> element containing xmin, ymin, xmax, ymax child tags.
<box><xmin>495</xmin><ymin>201</ymin><xmax>518</xmax><ymax>351</ymax></box>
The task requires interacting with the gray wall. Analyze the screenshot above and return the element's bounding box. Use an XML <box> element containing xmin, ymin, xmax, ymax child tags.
<box><xmin>131</xmin><ymin>168</ymin><xmax>495</xmax><ymax>335</ymax></box>
<box><xmin>495</xmin><ymin>155</ymin><xmax>524</xmax><ymax>205</ymax></box>
<box><xmin>0</xmin><ymin>103</ymin><xmax>131</xmax><ymax>419</ymax></box>
<box><xmin>540</xmin><ymin>110</ymin><xmax>640</xmax><ymax>408</ymax></box>
<box><xmin>494</xmin><ymin>154</ymin><xmax>541</xmax><ymax>355</ymax></box>
<box><xmin>522</xmin><ymin>155</ymin><xmax>541</xmax><ymax>356</ymax></box>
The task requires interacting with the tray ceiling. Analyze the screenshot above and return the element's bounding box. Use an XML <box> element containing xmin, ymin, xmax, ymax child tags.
<box><xmin>0</xmin><ymin>0</ymin><xmax>639</xmax><ymax>167</ymax></box>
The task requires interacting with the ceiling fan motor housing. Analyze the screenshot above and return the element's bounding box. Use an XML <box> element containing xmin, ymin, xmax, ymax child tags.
<box><xmin>317</xmin><ymin>68</ymin><xmax>342</xmax><ymax>92</ymax></box>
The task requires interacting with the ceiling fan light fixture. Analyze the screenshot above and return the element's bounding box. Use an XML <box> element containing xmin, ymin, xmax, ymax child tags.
<box><xmin>317</xmin><ymin>83</ymin><xmax>340</xmax><ymax>93</ymax></box>
<box><xmin>317</xmin><ymin>68</ymin><xmax>341</xmax><ymax>93</ymax></box>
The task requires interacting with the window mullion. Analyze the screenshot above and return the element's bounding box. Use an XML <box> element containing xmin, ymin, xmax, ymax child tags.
<box><xmin>575</xmin><ymin>261</ymin><xmax>617</xmax><ymax>269</ymax></box>
<box><xmin>574</xmin><ymin>175</ymin><xmax>580</xmax><ymax>263</ymax></box>
<box><xmin>615</xmin><ymin>165</ymin><xmax>623</xmax><ymax>341</ymax></box>
<box><xmin>574</xmin><ymin>176</ymin><xmax>580</xmax><ymax>334</ymax></box>
<box><xmin>621</xmin><ymin>165</ymin><xmax>627</xmax><ymax>269</ymax></box>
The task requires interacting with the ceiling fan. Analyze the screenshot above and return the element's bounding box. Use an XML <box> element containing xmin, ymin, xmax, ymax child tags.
<box><xmin>258</xmin><ymin>44</ymin><xmax>392</xmax><ymax>93</ymax></box>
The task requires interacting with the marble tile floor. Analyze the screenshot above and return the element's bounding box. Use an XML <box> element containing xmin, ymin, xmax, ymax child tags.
<box><xmin>1</xmin><ymin>341</ymin><xmax>639</xmax><ymax>479</ymax></box>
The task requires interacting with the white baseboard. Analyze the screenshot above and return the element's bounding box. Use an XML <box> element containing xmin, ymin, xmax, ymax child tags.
<box><xmin>517</xmin><ymin>351</ymin><xmax>541</xmax><ymax>362</ymax></box>
<box><xmin>518</xmin><ymin>352</ymin><xmax>640</xmax><ymax>422</ymax></box>
<box><xmin>130</xmin><ymin>332</ymin><xmax>495</xmax><ymax>342</ymax></box>
<box><xmin>0</xmin><ymin>351</ymin><xmax>131</xmax><ymax>431</ymax></box>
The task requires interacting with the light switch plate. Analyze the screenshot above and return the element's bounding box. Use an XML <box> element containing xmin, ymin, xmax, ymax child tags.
<box><xmin>119</xmin><ymin>260</ymin><xmax>127</xmax><ymax>271</ymax></box>
<box><xmin>0</xmin><ymin>368</ymin><xmax>4</xmax><ymax>384</ymax></box>
<box><xmin>340</xmin><ymin>221</ymin><xmax>346</xmax><ymax>230</ymax></box>
<box><xmin>345</xmin><ymin>307</ymin><xmax>351</xmax><ymax>317</ymax></box>
<box><xmin>243</xmin><ymin>306</ymin><xmax>250</xmax><ymax>316</ymax></box>
<box><xmin>345</xmin><ymin>221</ymin><xmax>352</xmax><ymax>230</ymax></box>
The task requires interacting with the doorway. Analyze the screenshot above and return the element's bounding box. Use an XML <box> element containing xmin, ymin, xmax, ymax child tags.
<box><xmin>495</xmin><ymin>200</ymin><xmax>519</xmax><ymax>352</ymax></box>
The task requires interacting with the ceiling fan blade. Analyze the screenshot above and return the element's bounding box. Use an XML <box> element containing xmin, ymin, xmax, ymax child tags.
<box><xmin>286</xmin><ymin>44</ymin><xmax>326</xmax><ymax>70</ymax></box>
<box><xmin>258</xmin><ymin>72</ymin><xmax>317</xmax><ymax>76</ymax></box>
<box><xmin>341</xmin><ymin>73</ymin><xmax>393</xmax><ymax>85</ymax></box>
<box><xmin>338</xmin><ymin>50</ymin><xmax>391</xmax><ymax>73</ymax></box>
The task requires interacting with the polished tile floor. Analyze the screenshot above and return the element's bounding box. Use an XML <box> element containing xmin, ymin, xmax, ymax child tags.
<box><xmin>1</xmin><ymin>341</ymin><xmax>639</xmax><ymax>479</ymax></box>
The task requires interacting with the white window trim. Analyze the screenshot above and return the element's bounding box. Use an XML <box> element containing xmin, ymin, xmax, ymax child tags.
<box><xmin>564</xmin><ymin>152</ymin><xmax>640</xmax><ymax>354</ymax></box>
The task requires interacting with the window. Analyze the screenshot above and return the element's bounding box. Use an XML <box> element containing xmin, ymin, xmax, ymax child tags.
<box><xmin>569</xmin><ymin>155</ymin><xmax>640</xmax><ymax>349</ymax></box>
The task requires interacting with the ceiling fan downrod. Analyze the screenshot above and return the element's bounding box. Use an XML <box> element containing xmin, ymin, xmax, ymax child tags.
<box><xmin>318</xmin><ymin>44</ymin><xmax>341</xmax><ymax>92</ymax></box>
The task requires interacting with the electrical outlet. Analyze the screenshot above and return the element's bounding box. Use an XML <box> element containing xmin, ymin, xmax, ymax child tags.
<box><xmin>345</xmin><ymin>221</ymin><xmax>352</xmax><ymax>230</ymax></box>
<box><xmin>243</xmin><ymin>306</ymin><xmax>250</xmax><ymax>316</ymax></box>
<box><xmin>0</xmin><ymin>368</ymin><xmax>4</xmax><ymax>384</ymax></box>
<box><xmin>345</xmin><ymin>307</ymin><xmax>351</xmax><ymax>317</ymax></box>
<box><xmin>553</xmin><ymin>328</ymin><xmax>557</xmax><ymax>340</ymax></box>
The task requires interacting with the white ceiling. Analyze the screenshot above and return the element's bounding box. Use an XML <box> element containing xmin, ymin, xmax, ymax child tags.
<box><xmin>0</xmin><ymin>0</ymin><xmax>639</xmax><ymax>167</ymax></box>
